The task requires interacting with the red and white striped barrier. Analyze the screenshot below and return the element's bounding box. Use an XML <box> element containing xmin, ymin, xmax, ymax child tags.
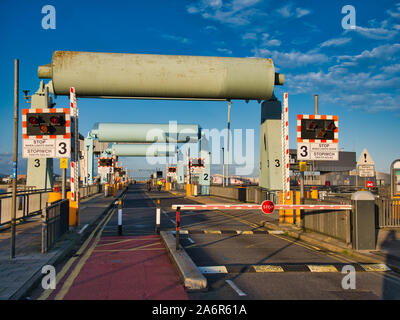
<box><xmin>171</xmin><ymin>203</ymin><xmax>352</xmax><ymax>211</ymax></box>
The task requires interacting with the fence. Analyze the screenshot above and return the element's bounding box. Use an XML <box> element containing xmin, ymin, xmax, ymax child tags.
<box><xmin>41</xmin><ymin>199</ymin><xmax>70</xmax><ymax>253</ymax></box>
<box><xmin>376</xmin><ymin>199</ymin><xmax>400</xmax><ymax>228</ymax></box>
<box><xmin>0</xmin><ymin>184</ymin><xmax>103</xmax><ymax>226</ymax></box>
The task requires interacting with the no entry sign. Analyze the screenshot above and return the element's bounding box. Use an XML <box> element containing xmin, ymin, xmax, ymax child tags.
<box><xmin>261</xmin><ymin>200</ymin><xmax>275</xmax><ymax>214</ymax></box>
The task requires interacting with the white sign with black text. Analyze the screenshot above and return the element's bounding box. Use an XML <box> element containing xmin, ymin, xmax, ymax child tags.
<box><xmin>23</xmin><ymin>138</ymin><xmax>70</xmax><ymax>159</ymax></box>
<box><xmin>297</xmin><ymin>142</ymin><xmax>338</xmax><ymax>161</ymax></box>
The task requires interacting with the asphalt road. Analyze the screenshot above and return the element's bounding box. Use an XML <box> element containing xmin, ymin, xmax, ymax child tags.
<box><xmin>158</xmin><ymin>188</ymin><xmax>400</xmax><ymax>300</ymax></box>
<box><xmin>27</xmin><ymin>184</ymin><xmax>400</xmax><ymax>300</ymax></box>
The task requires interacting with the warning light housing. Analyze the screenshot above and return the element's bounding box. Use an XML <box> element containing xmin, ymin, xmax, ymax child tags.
<box><xmin>300</xmin><ymin>118</ymin><xmax>336</xmax><ymax>141</ymax></box>
<box><xmin>26</xmin><ymin>112</ymin><xmax>66</xmax><ymax>136</ymax></box>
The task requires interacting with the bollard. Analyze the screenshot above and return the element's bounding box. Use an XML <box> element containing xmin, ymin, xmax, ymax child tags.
<box><xmin>118</xmin><ymin>199</ymin><xmax>122</xmax><ymax>236</ymax></box>
<box><xmin>155</xmin><ymin>199</ymin><xmax>161</xmax><ymax>234</ymax></box>
<box><xmin>176</xmin><ymin>206</ymin><xmax>181</xmax><ymax>250</ymax></box>
<box><xmin>351</xmin><ymin>191</ymin><xmax>376</xmax><ymax>250</ymax></box>
<box><xmin>104</xmin><ymin>183</ymin><xmax>109</xmax><ymax>197</ymax></box>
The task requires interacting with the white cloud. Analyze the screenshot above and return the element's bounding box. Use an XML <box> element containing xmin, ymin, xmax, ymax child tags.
<box><xmin>161</xmin><ymin>34</ymin><xmax>192</xmax><ymax>44</ymax></box>
<box><xmin>295</xmin><ymin>7</ymin><xmax>311</xmax><ymax>18</ymax></box>
<box><xmin>320</xmin><ymin>37</ymin><xmax>351</xmax><ymax>48</ymax></box>
<box><xmin>276</xmin><ymin>5</ymin><xmax>291</xmax><ymax>18</ymax></box>
<box><xmin>253</xmin><ymin>48</ymin><xmax>328</xmax><ymax>68</ymax></box>
<box><xmin>265</xmin><ymin>39</ymin><xmax>281</xmax><ymax>46</ymax></box>
<box><xmin>186</xmin><ymin>0</ymin><xmax>263</xmax><ymax>26</ymax></box>
<box><xmin>381</xmin><ymin>63</ymin><xmax>400</xmax><ymax>73</ymax></box>
<box><xmin>348</xmin><ymin>25</ymin><xmax>398</xmax><ymax>40</ymax></box>
<box><xmin>242</xmin><ymin>32</ymin><xmax>257</xmax><ymax>40</ymax></box>
<box><xmin>284</xmin><ymin>62</ymin><xmax>400</xmax><ymax>112</ymax></box>
<box><xmin>338</xmin><ymin>43</ymin><xmax>400</xmax><ymax>62</ymax></box>
<box><xmin>216</xmin><ymin>48</ymin><xmax>233</xmax><ymax>55</ymax></box>
<box><xmin>276</xmin><ymin>4</ymin><xmax>311</xmax><ymax>18</ymax></box>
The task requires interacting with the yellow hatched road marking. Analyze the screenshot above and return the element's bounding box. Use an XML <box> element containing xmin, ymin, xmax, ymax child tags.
<box><xmin>307</xmin><ymin>265</ymin><xmax>338</xmax><ymax>272</ymax></box>
<box><xmin>253</xmin><ymin>265</ymin><xmax>284</xmax><ymax>272</ymax></box>
<box><xmin>360</xmin><ymin>264</ymin><xmax>391</xmax><ymax>272</ymax></box>
<box><xmin>204</xmin><ymin>230</ymin><xmax>222</xmax><ymax>234</ymax></box>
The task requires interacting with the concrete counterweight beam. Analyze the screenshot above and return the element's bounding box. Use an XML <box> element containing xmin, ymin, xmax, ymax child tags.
<box><xmin>38</xmin><ymin>51</ymin><xmax>284</xmax><ymax>100</ymax></box>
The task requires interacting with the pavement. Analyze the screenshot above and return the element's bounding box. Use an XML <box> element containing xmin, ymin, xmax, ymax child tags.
<box><xmin>0</xmin><ymin>189</ymin><xmax>125</xmax><ymax>300</ymax></box>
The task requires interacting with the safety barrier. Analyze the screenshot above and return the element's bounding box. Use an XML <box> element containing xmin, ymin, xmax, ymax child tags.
<box><xmin>41</xmin><ymin>199</ymin><xmax>69</xmax><ymax>253</ymax></box>
<box><xmin>0</xmin><ymin>184</ymin><xmax>103</xmax><ymax>226</ymax></box>
<box><xmin>171</xmin><ymin>202</ymin><xmax>353</xmax><ymax>250</ymax></box>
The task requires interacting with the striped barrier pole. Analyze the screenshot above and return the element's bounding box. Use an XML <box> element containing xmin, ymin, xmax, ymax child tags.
<box><xmin>171</xmin><ymin>203</ymin><xmax>353</xmax><ymax>211</ymax></box>
<box><xmin>176</xmin><ymin>206</ymin><xmax>181</xmax><ymax>250</ymax></box>
<box><xmin>155</xmin><ymin>199</ymin><xmax>161</xmax><ymax>234</ymax></box>
<box><xmin>118</xmin><ymin>199</ymin><xmax>122</xmax><ymax>235</ymax></box>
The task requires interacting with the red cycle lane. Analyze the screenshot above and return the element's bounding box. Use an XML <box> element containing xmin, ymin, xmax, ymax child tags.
<box><xmin>59</xmin><ymin>235</ymin><xmax>188</xmax><ymax>300</ymax></box>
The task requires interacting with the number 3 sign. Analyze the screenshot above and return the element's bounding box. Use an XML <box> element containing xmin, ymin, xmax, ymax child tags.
<box><xmin>297</xmin><ymin>142</ymin><xmax>310</xmax><ymax>160</ymax></box>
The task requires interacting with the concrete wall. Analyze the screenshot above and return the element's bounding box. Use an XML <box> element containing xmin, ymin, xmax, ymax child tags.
<box><xmin>302</xmin><ymin>198</ymin><xmax>352</xmax><ymax>244</ymax></box>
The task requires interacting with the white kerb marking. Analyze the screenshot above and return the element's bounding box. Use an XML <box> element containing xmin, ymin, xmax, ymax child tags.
<box><xmin>225</xmin><ymin>280</ymin><xmax>247</xmax><ymax>296</ymax></box>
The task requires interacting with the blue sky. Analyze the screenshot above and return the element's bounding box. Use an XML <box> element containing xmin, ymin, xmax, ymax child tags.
<box><xmin>0</xmin><ymin>0</ymin><xmax>399</xmax><ymax>177</ymax></box>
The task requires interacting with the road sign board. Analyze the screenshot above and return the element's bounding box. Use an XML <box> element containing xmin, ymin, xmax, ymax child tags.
<box><xmin>357</xmin><ymin>148</ymin><xmax>375</xmax><ymax>177</ymax></box>
<box><xmin>22</xmin><ymin>138</ymin><xmax>70</xmax><ymax>159</ymax></box>
<box><xmin>167</xmin><ymin>166</ymin><xmax>177</xmax><ymax>177</ymax></box>
<box><xmin>60</xmin><ymin>158</ymin><xmax>68</xmax><ymax>169</ymax></box>
<box><xmin>261</xmin><ymin>200</ymin><xmax>275</xmax><ymax>214</ymax></box>
<box><xmin>297</xmin><ymin>142</ymin><xmax>338</xmax><ymax>161</ymax></box>
<box><xmin>359</xmin><ymin>165</ymin><xmax>375</xmax><ymax>177</ymax></box>
<box><xmin>297</xmin><ymin>114</ymin><xmax>339</xmax><ymax>161</ymax></box>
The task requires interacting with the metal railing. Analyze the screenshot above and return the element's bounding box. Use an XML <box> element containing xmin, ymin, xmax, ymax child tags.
<box><xmin>0</xmin><ymin>184</ymin><xmax>103</xmax><ymax>226</ymax></box>
<box><xmin>377</xmin><ymin>199</ymin><xmax>400</xmax><ymax>228</ymax></box>
<box><xmin>41</xmin><ymin>199</ymin><xmax>69</xmax><ymax>253</ymax></box>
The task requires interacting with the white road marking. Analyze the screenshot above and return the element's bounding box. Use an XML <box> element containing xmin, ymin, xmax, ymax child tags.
<box><xmin>187</xmin><ymin>236</ymin><xmax>195</xmax><ymax>244</ymax></box>
<box><xmin>225</xmin><ymin>280</ymin><xmax>247</xmax><ymax>297</ymax></box>
<box><xmin>78</xmin><ymin>224</ymin><xmax>89</xmax><ymax>234</ymax></box>
<box><xmin>198</xmin><ymin>266</ymin><xmax>228</xmax><ymax>274</ymax></box>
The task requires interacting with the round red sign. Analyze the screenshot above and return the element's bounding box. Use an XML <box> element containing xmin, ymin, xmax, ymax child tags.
<box><xmin>261</xmin><ymin>200</ymin><xmax>275</xmax><ymax>214</ymax></box>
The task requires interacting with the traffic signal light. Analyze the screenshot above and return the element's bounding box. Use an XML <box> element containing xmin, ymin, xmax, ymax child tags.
<box><xmin>26</xmin><ymin>112</ymin><xmax>67</xmax><ymax>136</ymax></box>
<box><xmin>305</xmin><ymin>120</ymin><xmax>318</xmax><ymax>131</ymax></box>
<box><xmin>325</xmin><ymin>120</ymin><xmax>336</xmax><ymax>131</ymax></box>
<box><xmin>99</xmin><ymin>158</ymin><xmax>113</xmax><ymax>167</ymax></box>
<box><xmin>300</xmin><ymin>118</ymin><xmax>336</xmax><ymax>141</ymax></box>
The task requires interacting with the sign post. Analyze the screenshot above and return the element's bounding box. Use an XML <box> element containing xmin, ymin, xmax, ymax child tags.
<box><xmin>10</xmin><ymin>59</ymin><xmax>19</xmax><ymax>259</ymax></box>
<box><xmin>69</xmin><ymin>87</ymin><xmax>79</xmax><ymax>226</ymax></box>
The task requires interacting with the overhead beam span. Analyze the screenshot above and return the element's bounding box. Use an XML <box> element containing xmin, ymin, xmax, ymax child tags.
<box><xmin>39</xmin><ymin>51</ymin><xmax>284</xmax><ymax>100</ymax></box>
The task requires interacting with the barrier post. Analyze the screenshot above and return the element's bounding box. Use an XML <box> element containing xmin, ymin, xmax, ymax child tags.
<box><xmin>176</xmin><ymin>206</ymin><xmax>181</xmax><ymax>250</ymax></box>
<box><xmin>118</xmin><ymin>199</ymin><xmax>122</xmax><ymax>236</ymax></box>
<box><xmin>155</xmin><ymin>199</ymin><xmax>160</xmax><ymax>234</ymax></box>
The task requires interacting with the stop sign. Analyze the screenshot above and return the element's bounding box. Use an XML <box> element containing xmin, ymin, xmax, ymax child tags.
<box><xmin>261</xmin><ymin>200</ymin><xmax>275</xmax><ymax>214</ymax></box>
<box><xmin>366</xmin><ymin>181</ymin><xmax>374</xmax><ymax>188</ymax></box>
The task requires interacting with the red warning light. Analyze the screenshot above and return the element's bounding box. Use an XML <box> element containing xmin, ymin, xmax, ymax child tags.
<box><xmin>50</xmin><ymin>116</ymin><xmax>59</xmax><ymax>125</ymax></box>
<box><xmin>28</xmin><ymin>116</ymin><xmax>39</xmax><ymax>125</ymax></box>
